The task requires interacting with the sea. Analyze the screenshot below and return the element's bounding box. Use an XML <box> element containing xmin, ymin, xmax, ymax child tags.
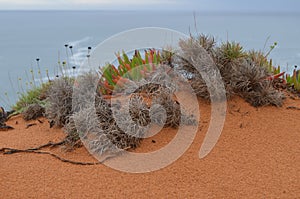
<box><xmin>0</xmin><ymin>10</ymin><xmax>300</xmax><ymax>109</ymax></box>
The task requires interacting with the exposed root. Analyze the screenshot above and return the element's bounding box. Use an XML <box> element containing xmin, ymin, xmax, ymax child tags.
<box><xmin>0</xmin><ymin>147</ymin><xmax>104</xmax><ymax>165</ymax></box>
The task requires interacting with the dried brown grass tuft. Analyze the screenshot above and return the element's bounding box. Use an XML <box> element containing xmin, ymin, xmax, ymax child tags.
<box><xmin>22</xmin><ymin>103</ymin><xmax>45</xmax><ymax>121</ymax></box>
<box><xmin>45</xmin><ymin>78</ymin><xmax>74</xmax><ymax>127</ymax></box>
<box><xmin>62</xmin><ymin>70</ymin><xmax>196</xmax><ymax>155</ymax></box>
<box><xmin>228</xmin><ymin>59</ymin><xmax>284</xmax><ymax>107</ymax></box>
<box><xmin>174</xmin><ymin>35</ymin><xmax>285</xmax><ymax>107</ymax></box>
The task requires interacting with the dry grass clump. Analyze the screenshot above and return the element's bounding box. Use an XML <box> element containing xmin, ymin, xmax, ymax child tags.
<box><xmin>173</xmin><ymin>35</ymin><xmax>285</xmax><ymax>107</ymax></box>
<box><xmin>247</xmin><ymin>50</ymin><xmax>270</xmax><ymax>69</ymax></box>
<box><xmin>45</xmin><ymin>77</ymin><xmax>74</xmax><ymax>127</ymax></box>
<box><xmin>243</xmin><ymin>81</ymin><xmax>285</xmax><ymax>107</ymax></box>
<box><xmin>66</xmin><ymin>94</ymin><xmax>146</xmax><ymax>156</ymax></box>
<box><xmin>127</xmin><ymin>67</ymin><xmax>196</xmax><ymax>127</ymax></box>
<box><xmin>62</xmin><ymin>70</ymin><xmax>196</xmax><ymax>155</ymax></box>
<box><xmin>64</xmin><ymin>72</ymin><xmax>149</xmax><ymax>155</ymax></box>
<box><xmin>22</xmin><ymin>103</ymin><xmax>45</xmax><ymax>121</ymax></box>
<box><xmin>128</xmin><ymin>94</ymin><xmax>151</xmax><ymax>127</ymax></box>
<box><xmin>150</xmin><ymin>88</ymin><xmax>181</xmax><ymax>128</ymax></box>
<box><xmin>175</xmin><ymin>37</ymin><xmax>227</xmax><ymax>101</ymax></box>
<box><xmin>0</xmin><ymin>107</ymin><xmax>7</xmax><ymax>126</ymax></box>
<box><xmin>198</xmin><ymin>34</ymin><xmax>216</xmax><ymax>56</ymax></box>
<box><xmin>228</xmin><ymin>59</ymin><xmax>285</xmax><ymax>107</ymax></box>
<box><xmin>62</xmin><ymin>118</ymin><xmax>82</xmax><ymax>150</ymax></box>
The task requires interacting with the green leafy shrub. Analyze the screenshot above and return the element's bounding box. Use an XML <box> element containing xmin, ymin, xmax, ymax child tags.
<box><xmin>12</xmin><ymin>82</ymin><xmax>50</xmax><ymax>114</ymax></box>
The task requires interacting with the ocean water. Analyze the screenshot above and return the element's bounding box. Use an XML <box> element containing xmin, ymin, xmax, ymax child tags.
<box><xmin>0</xmin><ymin>11</ymin><xmax>300</xmax><ymax>109</ymax></box>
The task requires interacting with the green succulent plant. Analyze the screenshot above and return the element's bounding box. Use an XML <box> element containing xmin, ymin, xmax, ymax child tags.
<box><xmin>286</xmin><ymin>66</ymin><xmax>300</xmax><ymax>91</ymax></box>
<box><xmin>220</xmin><ymin>41</ymin><xmax>246</xmax><ymax>63</ymax></box>
<box><xmin>98</xmin><ymin>49</ymin><xmax>161</xmax><ymax>95</ymax></box>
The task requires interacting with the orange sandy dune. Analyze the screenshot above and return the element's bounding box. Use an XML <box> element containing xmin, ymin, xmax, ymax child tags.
<box><xmin>0</xmin><ymin>96</ymin><xmax>299</xmax><ymax>198</ymax></box>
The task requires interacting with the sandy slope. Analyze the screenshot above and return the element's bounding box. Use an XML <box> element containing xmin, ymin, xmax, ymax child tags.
<box><xmin>0</xmin><ymin>96</ymin><xmax>299</xmax><ymax>198</ymax></box>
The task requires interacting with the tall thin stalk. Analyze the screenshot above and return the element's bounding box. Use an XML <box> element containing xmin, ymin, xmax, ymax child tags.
<box><xmin>69</xmin><ymin>45</ymin><xmax>78</xmax><ymax>77</ymax></box>
<box><xmin>36</xmin><ymin>58</ymin><xmax>43</xmax><ymax>84</ymax></box>
<box><xmin>57</xmin><ymin>50</ymin><xmax>64</xmax><ymax>77</ymax></box>
<box><xmin>87</xmin><ymin>46</ymin><xmax>92</xmax><ymax>67</ymax></box>
<box><xmin>65</xmin><ymin>44</ymin><xmax>70</xmax><ymax>76</ymax></box>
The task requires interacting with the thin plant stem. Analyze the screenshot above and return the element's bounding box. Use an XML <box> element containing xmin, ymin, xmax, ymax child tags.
<box><xmin>46</xmin><ymin>69</ymin><xmax>50</xmax><ymax>82</ymax></box>
<box><xmin>36</xmin><ymin>58</ymin><xmax>43</xmax><ymax>85</ymax></box>
<box><xmin>1</xmin><ymin>92</ymin><xmax>11</xmax><ymax>108</ymax></box>
<box><xmin>263</xmin><ymin>35</ymin><xmax>271</xmax><ymax>52</ymax></box>
<box><xmin>65</xmin><ymin>44</ymin><xmax>70</xmax><ymax>76</ymax></box>
<box><xmin>8</xmin><ymin>72</ymin><xmax>17</xmax><ymax>96</ymax></box>
<box><xmin>30</xmin><ymin>68</ymin><xmax>36</xmax><ymax>88</ymax></box>
<box><xmin>17</xmin><ymin>77</ymin><xmax>25</xmax><ymax>94</ymax></box>
<box><xmin>69</xmin><ymin>45</ymin><xmax>78</xmax><ymax>77</ymax></box>
<box><xmin>57</xmin><ymin>50</ymin><xmax>64</xmax><ymax>77</ymax></box>
<box><xmin>24</xmin><ymin>70</ymin><xmax>31</xmax><ymax>89</ymax></box>
<box><xmin>87</xmin><ymin>46</ymin><xmax>92</xmax><ymax>67</ymax></box>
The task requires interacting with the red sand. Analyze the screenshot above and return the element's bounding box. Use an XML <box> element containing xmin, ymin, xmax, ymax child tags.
<box><xmin>0</xmin><ymin>96</ymin><xmax>299</xmax><ymax>198</ymax></box>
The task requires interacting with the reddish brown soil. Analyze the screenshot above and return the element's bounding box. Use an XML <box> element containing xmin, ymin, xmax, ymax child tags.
<box><xmin>0</xmin><ymin>97</ymin><xmax>300</xmax><ymax>198</ymax></box>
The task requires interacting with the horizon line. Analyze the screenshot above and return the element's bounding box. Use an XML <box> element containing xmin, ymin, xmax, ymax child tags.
<box><xmin>0</xmin><ymin>9</ymin><xmax>300</xmax><ymax>14</ymax></box>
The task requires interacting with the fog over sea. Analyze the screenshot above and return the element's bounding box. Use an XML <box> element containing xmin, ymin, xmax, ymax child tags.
<box><xmin>0</xmin><ymin>10</ymin><xmax>299</xmax><ymax>109</ymax></box>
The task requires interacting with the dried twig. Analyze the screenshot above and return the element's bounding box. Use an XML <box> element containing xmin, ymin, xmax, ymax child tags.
<box><xmin>0</xmin><ymin>147</ymin><xmax>105</xmax><ymax>165</ymax></box>
<box><xmin>286</xmin><ymin>106</ymin><xmax>300</xmax><ymax>110</ymax></box>
<box><xmin>26</xmin><ymin>123</ymin><xmax>37</xmax><ymax>129</ymax></box>
<box><xmin>27</xmin><ymin>140</ymin><xmax>66</xmax><ymax>151</ymax></box>
<box><xmin>0</xmin><ymin>139</ymin><xmax>115</xmax><ymax>165</ymax></box>
<box><xmin>0</xmin><ymin>125</ymin><xmax>14</xmax><ymax>131</ymax></box>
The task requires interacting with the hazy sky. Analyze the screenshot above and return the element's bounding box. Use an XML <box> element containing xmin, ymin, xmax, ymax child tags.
<box><xmin>0</xmin><ymin>0</ymin><xmax>299</xmax><ymax>12</ymax></box>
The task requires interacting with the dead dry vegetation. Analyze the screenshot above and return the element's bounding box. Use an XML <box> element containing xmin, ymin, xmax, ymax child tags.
<box><xmin>20</xmin><ymin>35</ymin><xmax>285</xmax><ymax>157</ymax></box>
